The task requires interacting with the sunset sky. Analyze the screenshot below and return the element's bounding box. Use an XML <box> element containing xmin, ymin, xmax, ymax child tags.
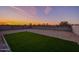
<box><xmin>0</xmin><ymin>6</ymin><xmax>79</xmax><ymax>25</ymax></box>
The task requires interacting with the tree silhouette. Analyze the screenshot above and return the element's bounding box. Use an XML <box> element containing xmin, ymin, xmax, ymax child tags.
<box><xmin>29</xmin><ymin>23</ymin><xmax>32</xmax><ymax>28</ymax></box>
<box><xmin>59</xmin><ymin>21</ymin><xmax>70</xmax><ymax>26</ymax></box>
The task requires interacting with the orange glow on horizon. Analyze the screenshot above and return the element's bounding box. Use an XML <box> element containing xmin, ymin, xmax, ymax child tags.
<box><xmin>0</xmin><ymin>18</ymin><xmax>59</xmax><ymax>25</ymax></box>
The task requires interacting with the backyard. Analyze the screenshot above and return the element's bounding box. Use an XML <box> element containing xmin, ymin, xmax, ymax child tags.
<box><xmin>4</xmin><ymin>31</ymin><xmax>79</xmax><ymax>52</ymax></box>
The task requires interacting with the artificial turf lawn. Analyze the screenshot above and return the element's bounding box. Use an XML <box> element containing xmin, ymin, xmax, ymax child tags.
<box><xmin>4</xmin><ymin>31</ymin><xmax>79</xmax><ymax>52</ymax></box>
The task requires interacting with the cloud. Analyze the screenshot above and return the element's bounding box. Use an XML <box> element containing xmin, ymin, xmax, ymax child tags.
<box><xmin>44</xmin><ymin>6</ymin><xmax>52</xmax><ymax>16</ymax></box>
<box><xmin>10</xmin><ymin>6</ymin><xmax>27</xmax><ymax>17</ymax></box>
<box><xmin>25</xmin><ymin>6</ymin><xmax>37</xmax><ymax>17</ymax></box>
<box><xmin>10</xmin><ymin>6</ymin><xmax>38</xmax><ymax>19</ymax></box>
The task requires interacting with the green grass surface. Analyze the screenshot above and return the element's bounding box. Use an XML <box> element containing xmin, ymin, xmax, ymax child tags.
<box><xmin>4</xmin><ymin>31</ymin><xmax>79</xmax><ymax>52</ymax></box>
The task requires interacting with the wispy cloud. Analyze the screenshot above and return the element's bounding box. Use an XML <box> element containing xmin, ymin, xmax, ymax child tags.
<box><xmin>10</xmin><ymin>6</ymin><xmax>29</xmax><ymax>19</ymax></box>
<box><xmin>24</xmin><ymin>6</ymin><xmax>37</xmax><ymax>17</ymax></box>
<box><xmin>44</xmin><ymin>6</ymin><xmax>52</xmax><ymax>16</ymax></box>
<box><xmin>10</xmin><ymin>6</ymin><xmax>38</xmax><ymax>19</ymax></box>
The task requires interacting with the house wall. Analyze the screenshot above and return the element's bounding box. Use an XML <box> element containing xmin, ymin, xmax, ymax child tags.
<box><xmin>72</xmin><ymin>25</ymin><xmax>79</xmax><ymax>36</ymax></box>
<box><xmin>0</xmin><ymin>26</ymin><xmax>29</xmax><ymax>31</ymax></box>
<box><xmin>0</xmin><ymin>25</ymin><xmax>73</xmax><ymax>32</ymax></box>
<box><xmin>32</xmin><ymin>26</ymin><xmax>72</xmax><ymax>32</ymax></box>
